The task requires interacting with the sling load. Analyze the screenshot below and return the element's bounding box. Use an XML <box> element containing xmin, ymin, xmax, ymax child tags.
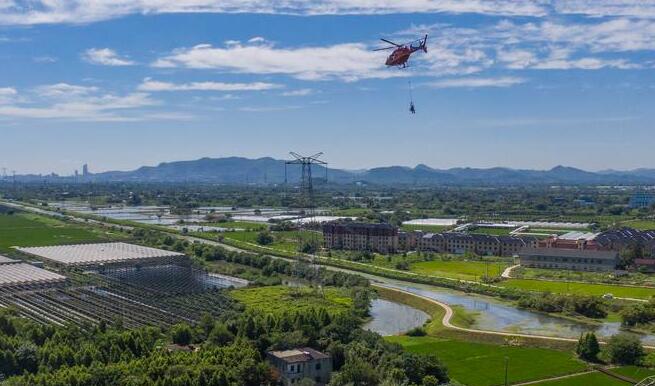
<box><xmin>408</xmin><ymin>81</ymin><xmax>416</xmax><ymax>114</ymax></box>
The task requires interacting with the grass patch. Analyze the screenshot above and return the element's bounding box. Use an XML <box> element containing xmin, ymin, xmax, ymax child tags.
<box><xmin>621</xmin><ymin>220</ymin><xmax>655</xmax><ymax>231</ymax></box>
<box><xmin>204</xmin><ymin>221</ymin><xmax>268</xmax><ymax>231</ymax></box>
<box><xmin>230</xmin><ymin>285</ymin><xmax>352</xmax><ymax>315</ymax></box>
<box><xmin>501</xmin><ymin>279</ymin><xmax>655</xmax><ymax>300</ymax></box>
<box><xmin>0</xmin><ymin>212</ymin><xmax>111</xmax><ymax>253</ymax></box>
<box><xmin>469</xmin><ymin>227</ymin><xmax>515</xmax><ymax>236</ymax></box>
<box><xmin>531</xmin><ymin>371</ymin><xmax>626</xmax><ymax>385</ymax></box>
<box><xmin>411</xmin><ymin>260</ymin><xmax>509</xmax><ymax>281</ymax></box>
<box><xmin>221</xmin><ymin>230</ymin><xmax>321</xmax><ymax>253</ymax></box>
<box><xmin>400</xmin><ymin>224</ymin><xmax>452</xmax><ymax>233</ymax></box>
<box><xmin>611</xmin><ymin>365</ymin><xmax>655</xmax><ymax>381</ymax></box>
<box><xmin>387</xmin><ymin>335</ymin><xmax>586</xmax><ymax>386</ymax></box>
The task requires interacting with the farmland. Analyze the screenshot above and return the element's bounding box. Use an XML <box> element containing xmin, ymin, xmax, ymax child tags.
<box><xmin>0</xmin><ymin>212</ymin><xmax>113</xmax><ymax>253</ymax></box>
<box><xmin>387</xmin><ymin>335</ymin><xmax>586</xmax><ymax>386</ymax></box>
<box><xmin>229</xmin><ymin>285</ymin><xmax>352</xmax><ymax>315</ymax></box>
<box><xmin>411</xmin><ymin>259</ymin><xmax>509</xmax><ymax>281</ymax></box>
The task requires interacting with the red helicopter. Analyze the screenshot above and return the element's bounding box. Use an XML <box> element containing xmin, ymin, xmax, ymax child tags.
<box><xmin>375</xmin><ymin>34</ymin><xmax>428</xmax><ymax>68</ymax></box>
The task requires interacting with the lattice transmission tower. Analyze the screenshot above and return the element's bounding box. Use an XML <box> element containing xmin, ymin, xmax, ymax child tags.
<box><xmin>284</xmin><ymin>152</ymin><xmax>328</xmax><ymax>221</ymax></box>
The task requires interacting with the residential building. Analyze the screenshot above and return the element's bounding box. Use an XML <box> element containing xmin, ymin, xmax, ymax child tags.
<box><xmin>322</xmin><ymin>222</ymin><xmax>398</xmax><ymax>253</ymax></box>
<box><xmin>519</xmin><ymin>247</ymin><xmax>619</xmax><ymax>272</ymax></box>
<box><xmin>267</xmin><ymin>348</ymin><xmax>332</xmax><ymax>386</ymax></box>
<box><xmin>416</xmin><ymin>232</ymin><xmax>536</xmax><ymax>257</ymax></box>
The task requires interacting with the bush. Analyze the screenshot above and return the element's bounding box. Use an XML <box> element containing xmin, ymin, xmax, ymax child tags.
<box><xmin>256</xmin><ymin>231</ymin><xmax>274</xmax><ymax>245</ymax></box>
<box><xmin>406</xmin><ymin>327</ymin><xmax>427</xmax><ymax>337</ymax></box>
<box><xmin>171</xmin><ymin>323</ymin><xmax>193</xmax><ymax>345</ymax></box>
<box><xmin>605</xmin><ymin>333</ymin><xmax>644</xmax><ymax>365</ymax></box>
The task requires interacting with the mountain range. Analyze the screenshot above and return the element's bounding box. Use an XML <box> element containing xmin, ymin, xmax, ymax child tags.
<box><xmin>13</xmin><ymin>157</ymin><xmax>655</xmax><ymax>186</ymax></box>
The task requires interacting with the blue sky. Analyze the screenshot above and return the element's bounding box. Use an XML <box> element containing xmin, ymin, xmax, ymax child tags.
<box><xmin>0</xmin><ymin>1</ymin><xmax>654</xmax><ymax>175</ymax></box>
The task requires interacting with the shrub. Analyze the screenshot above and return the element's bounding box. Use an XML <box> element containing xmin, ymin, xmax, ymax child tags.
<box><xmin>605</xmin><ymin>333</ymin><xmax>644</xmax><ymax>365</ymax></box>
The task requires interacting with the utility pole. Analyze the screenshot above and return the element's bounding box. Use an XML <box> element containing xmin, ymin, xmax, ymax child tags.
<box><xmin>504</xmin><ymin>357</ymin><xmax>509</xmax><ymax>386</ymax></box>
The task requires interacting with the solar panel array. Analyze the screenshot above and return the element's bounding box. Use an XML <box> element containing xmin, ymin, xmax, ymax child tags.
<box><xmin>17</xmin><ymin>242</ymin><xmax>184</xmax><ymax>266</ymax></box>
<box><xmin>0</xmin><ymin>263</ymin><xmax>66</xmax><ymax>288</ymax></box>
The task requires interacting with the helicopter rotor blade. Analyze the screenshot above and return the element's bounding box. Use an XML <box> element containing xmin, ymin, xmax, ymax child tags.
<box><xmin>373</xmin><ymin>46</ymin><xmax>396</xmax><ymax>51</ymax></box>
<box><xmin>380</xmin><ymin>38</ymin><xmax>402</xmax><ymax>47</ymax></box>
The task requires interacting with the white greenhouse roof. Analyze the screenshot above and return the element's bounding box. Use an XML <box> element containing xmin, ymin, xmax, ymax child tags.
<box><xmin>0</xmin><ymin>255</ymin><xmax>18</xmax><ymax>265</ymax></box>
<box><xmin>16</xmin><ymin>242</ymin><xmax>184</xmax><ymax>266</ymax></box>
<box><xmin>0</xmin><ymin>263</ymin><xmax>66</xmax><ymax>288</ymax></box>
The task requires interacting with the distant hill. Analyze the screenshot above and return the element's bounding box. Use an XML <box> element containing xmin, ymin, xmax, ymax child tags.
<box><xmin>12</xmin><ymin>157</ymin><xmax>655</xmax><ymax>186</ymax></box>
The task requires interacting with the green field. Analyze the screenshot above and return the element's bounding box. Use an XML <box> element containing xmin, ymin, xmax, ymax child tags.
<box><xmin>532</xmin><ymin>371</ymin><xmax>626</xmax><ymax>385</ymax></box>
<box><xmin>469</xmin><ymin>227</ymin><xmax>515</xmax><ymax>236</ymax></box>
<box><xmin>222</xmin><ymin>230</ymin><xmax>321</xmax><ymax>253</ymax></box>
<box><xmin>230</xmin><ymin>285</ymin><xmax>352</xmax><ymax>315</ymax></box>
<box><xmin>501</xmin><ymin>278</ymin><xmax>655</xmax><ymax>300</ymax></box>
<box><xmin>411</xmin><ymin>259</ymin><xmax>509</xmax><ymax>281</ymax></box>
<box><xmin>206</xmin><ymin>220</ymin><xmax>268</xmax><ymax>231</ymax></box>
<box><xmin>387</xmin><ymin>336</ymin><xmax>586</xmax><ymax>386</ymax></box>
<box><xmin>621</xmin><ymin>220</ymin><xmax>655</xmax><ymax>231</ymax></box>
<box><xmin>0</xmin><ymin>212</ymin><xmax>110</xmax><ymax>253</ymax></box>
<box><xmin>400</xmin><ymin>224</ymin><xmax>452</xmax><ymax>233</ymax></box>
<box><xmin>612</xmin><ymin>365</ymin><xmax>655</xmax><ymax>381</ymax></box>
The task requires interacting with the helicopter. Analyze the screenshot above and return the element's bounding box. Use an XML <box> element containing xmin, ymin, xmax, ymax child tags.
<box><xmin>374</xmin><ymin>34</ymin><xmax>428</xmax><ymax>68</ymax></box>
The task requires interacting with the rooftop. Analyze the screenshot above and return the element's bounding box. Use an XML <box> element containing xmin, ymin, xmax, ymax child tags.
<box><xmin>0</xmin><ymin>263</ymin><xmax>66</xmax><ymax>288</ymax></box>
<box><xmin>268</xmin><ymin>347</ymin><xmax>329</xmax><ymax>363</ymax></box>
<box><xmin>16</xmin><ymin>242</ymin><xmax>185</xmax><ymax>267</ymax></box>
<box><xmin>0</xmin><ymin>255</ymin><xmax>18</xmax><ymax>265</ymax></box>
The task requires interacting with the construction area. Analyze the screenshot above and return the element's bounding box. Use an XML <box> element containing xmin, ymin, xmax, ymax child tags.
<box><xmin>0</xmin><ymin>243</ymin><xmax>247</xmax><ymax>328</ymax></box>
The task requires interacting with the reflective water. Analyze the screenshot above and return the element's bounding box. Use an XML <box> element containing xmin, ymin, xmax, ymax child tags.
<box><xmin>364</xmin><ymin>298</ymin><xmax>430</xmax><ymax>336</ymax></box>
<box><xmin>380</xmin><ymin>281</ymin><xmax>655</xmax><ymax>344</ymax></box>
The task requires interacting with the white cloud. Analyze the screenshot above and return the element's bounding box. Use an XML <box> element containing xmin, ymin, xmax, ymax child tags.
<box><xmin>153</xmin><ymin>41</ymin><xmax>403</xmax><ymax>81</ymax></box>
<box><xmin>0</xmin><ymin>83</ymin><xmax>169</xmax><ymax>121</ymax></box>
<box><xmin>137</xmin><ymin>78</ymin><xmax>282</xmax><ymax>91</ymax></box>
<box><xmin>428</xmin><ymin>76</ymin><xmax>527</xmax><ymax>88</ymax></box>
<box><xmin>0</xmin><ymin>87</ymin><xmax>16</xmax><ymax>104</ymax></box>
<box><xmin>35</xmin><ymin>83</ymin><xmax>98</xmax><ymax>97</ymax></box>
<box><xmin>82</xmin><ymin>48</ymin><xmax>135</xmax><ymax>66</ymax></box>
<box><xmin>281</xmin><ymin>89</ymin><xmax>314</xmax><ymax>96</ymax></box>
<box><xmin>554</xmin><ymin>0</ymin><xmax>655</xmax><ymax>18</ymax></box>
<box><xmin>33</xmin><ymin>56</ymin><xmax>58</xmax><ymax>63</ymax></box>
<box><xmin>0</xmin><ymin>1</ymin><xmax>548</xmax><ymax>26</ymax></box>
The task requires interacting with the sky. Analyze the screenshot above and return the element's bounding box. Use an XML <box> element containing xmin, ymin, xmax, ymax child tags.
<box><xmin>0</xmin><ymin>1</ymin><xmax>654</xmax><ymax>175</ymax></box>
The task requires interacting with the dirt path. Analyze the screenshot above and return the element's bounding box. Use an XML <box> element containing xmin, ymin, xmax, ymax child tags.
<box><xmin>502</xmin><ymin>264</ymin><xmax>520</xmax><ymax>278</ymax></box>
<box><xmin>511</xmin><ymin>369</ymin><xmax>598</xmax><ymax>385</ymax></box>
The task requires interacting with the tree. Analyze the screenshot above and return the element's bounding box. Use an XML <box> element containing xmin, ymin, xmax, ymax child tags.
<box><xmin>605</xmin><ymin>333</ymin><xmax>644</xmax><ymax>365</ymax></box>
<box><xmin>576</xmin><ymin>332</ymin><xmax>600</xmax><ymax>362</ymax></box>
<box><xmin>208</xmin><ymin>323</ymin><xmax>234</xmax><ymax>346</ymax></box>
<box><xmin>171</xmin><ymin>323</ymin><xmax>193</xmax><ymax>346</ymax></box>
<box><xmin>256</xmin><ymin>231</ymin><xmax>274</xmax><ymax>245</ymax></box>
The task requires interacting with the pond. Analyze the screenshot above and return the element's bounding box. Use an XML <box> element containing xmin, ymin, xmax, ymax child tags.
<box><xmin>364</xmin><ymin>298</ymin><xmax>430</xmax><ymax>336</ymax></box>
<box><xmin>380</xmin><ymin>281</ymin><xmax>655</xmax><ymax>345</ymax></box>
